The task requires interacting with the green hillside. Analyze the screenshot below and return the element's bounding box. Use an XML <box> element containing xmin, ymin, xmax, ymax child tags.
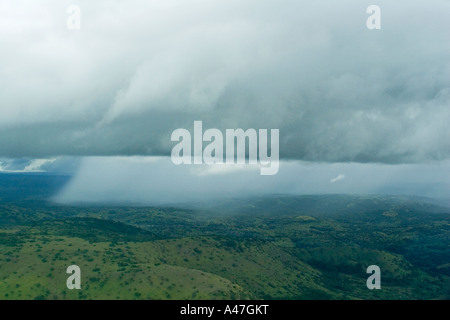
<box><xmin>0</xmin><ymin>194</ymin><xmax>448</xmax><ymax>300</ymax></box>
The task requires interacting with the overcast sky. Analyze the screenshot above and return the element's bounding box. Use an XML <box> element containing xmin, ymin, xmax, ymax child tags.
<box><xmin>1</xmin><ymin>1</ymin><xmax>449</xmax><ymax>203</ymax></box>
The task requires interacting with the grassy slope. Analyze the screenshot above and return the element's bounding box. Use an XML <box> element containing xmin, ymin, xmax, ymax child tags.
<box><xmin>0</xmin><ymin>233</ymin><xmax>247</xmax><ymax>300</ymax></box>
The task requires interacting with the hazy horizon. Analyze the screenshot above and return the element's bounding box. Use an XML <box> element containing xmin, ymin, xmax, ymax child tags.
<box><xmin>2</xmin><ymin>156</ymin><xmax>448</xmax><ymax>206</ymax></box>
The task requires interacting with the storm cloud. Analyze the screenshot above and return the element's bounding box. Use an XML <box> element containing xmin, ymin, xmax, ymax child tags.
<box><xmin>0</xmin><ymin>0</ymin><xmax>449</xmax><ymax>164</ymax></box>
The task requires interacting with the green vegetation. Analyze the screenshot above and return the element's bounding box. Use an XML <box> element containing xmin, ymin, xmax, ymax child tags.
<box><xmin>0</xmin><ymin>194</ymin><xmax>448</xmax><ymax>300</ymax></box>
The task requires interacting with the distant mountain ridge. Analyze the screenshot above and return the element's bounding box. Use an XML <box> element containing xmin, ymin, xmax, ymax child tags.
<box><xmin>188</xmin><ymin>193</ymin><xmax>450</xmax><ymax>217</ymax></box>
<box><xmin>0</xmin><ymin>173</ymin><xmax>71</xmax><ymax>202</ymax></box>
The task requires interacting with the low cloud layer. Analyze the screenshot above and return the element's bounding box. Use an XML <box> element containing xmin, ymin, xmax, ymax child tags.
<box><xmin>54</xmin><ymin>157</ymin><xmax>450</xmax><ymax>205</ymax></box>
<box><xmin>0</xmin><ymin>1</ymin><xmax>449</xmax><ymax>164</ymax></box>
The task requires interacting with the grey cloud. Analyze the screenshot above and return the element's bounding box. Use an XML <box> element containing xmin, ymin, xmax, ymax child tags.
<box><xmin>0</xmin><ymin>0</ymin><xmax>449</xmax><ymax>163</ymax></box>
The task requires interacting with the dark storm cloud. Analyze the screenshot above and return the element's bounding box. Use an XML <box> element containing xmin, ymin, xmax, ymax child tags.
<box><xmin>0</xmin><ymin>0</ymin><xmax>449</xmax><ymax>163</ymax></box>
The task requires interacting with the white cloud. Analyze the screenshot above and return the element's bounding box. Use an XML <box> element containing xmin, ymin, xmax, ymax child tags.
<box><xmin>330</xmin><ymin>174</ymin><xmax>346</xmax><ymax>183</ymax></box>
<box><xmin>0</xmin><ymin>158</ymin><xmax>61</xmax><ymax>172</ymax></box>
<box><xmin>23</xmin><ymin>158</ymin><xmax>56</xmax><ymax>172</ymax></box>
